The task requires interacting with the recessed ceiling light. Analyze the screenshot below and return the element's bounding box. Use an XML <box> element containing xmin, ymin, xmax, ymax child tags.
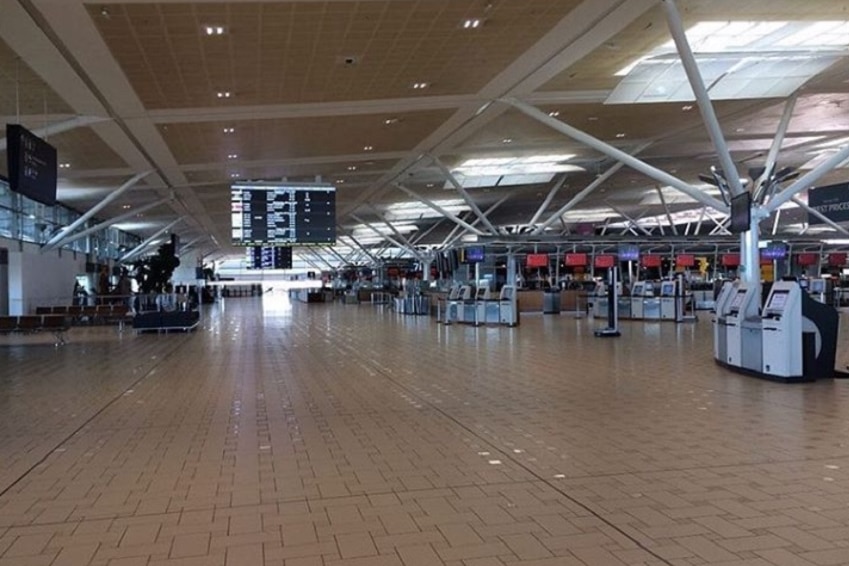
<box><xmin>463</xmin><ymin>18</ymin><xmax>482</xmax><ymax>29</ymax></box>
<box><xmin>682</xmin><ymin>105</ymin><xmax>694</xmax><ymax>111</ymax></box>
<box><xmin>122</xmin><ymin>204</ymin><xmax>132</xmax><ymax>209</ymax></box>
<box><xmin>616</xmin><ymin>133</ymin><xmax>626</xmax><ymax>138</ymax></box>
<box><xmin>548</xmin><ymin>111</ymin><xmax>560</xmax><ymax>117</ymax></box>
<box><xmin>204</xmin><ymin>26</ymin><xmax>226</xmax><ymax>36</ymax></box>
<box><xmin>411</xmin><ymin>82</ymin><xmax>429</xmax><ymax>89</ymax></box>
<box><xmin>216</xmin><ymin>91</ymin><xmax>231</xmax><ymax>98</ymax></box>
<box><xmin>502</xmin><ymin>138</ymin><xmax>513</xmax><ymax>144</ymax></box>
<box><xmin>336</xmin><ymin>179</ymin><xmax>345</xmax><ymax>184</ymax></box>
<box><xmin>347</xmin><ymin>165</ymin><xmax>357</xmax><ymax>171</ymax></box>
<box><xmin>588</xmin><ymin>116</ymin><xmax>599</xmax><ymax>121</ymax></box>
<box><xmin>736</xmin><ymin>127</ymin><xmax>746</xmax><ymax>132</ymax></box>
<box><xmin>363</xmin><ymin>145</ymin><xmax>374</xmax><ymax>151</ymax></box>
<box><xmin>223</xmin><ymin>127</ymin><xmax>235</xmax><ymax>134</ymax></box>
<box><xmin>426</xmin><ymin>183</ymin><xmax>435</xmax><ymax>188</ymax></box>
<box><xmin>59</xmin><ymin>163</ymin><xmax>70</xmax><ymax>169</ymax></box>
<box><xmin>228</xmin><ymin>154</ymin><xmax>238</xmax><ymax>159</ymax></box>
<box><xmin>384</xmin><ymin>118</ymin><xmax>399</xmax><ymax>125</ymax></box>
<box><xmin>230</xmin><ymin>173</ymin><xmax>240</xmax><ymax>178</ymax></box>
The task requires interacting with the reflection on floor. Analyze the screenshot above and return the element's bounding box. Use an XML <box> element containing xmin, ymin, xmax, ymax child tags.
<box><xmin>1</xmin><ymin>294</ymin><xmax>849</xmax><ymax>565</ymax></box>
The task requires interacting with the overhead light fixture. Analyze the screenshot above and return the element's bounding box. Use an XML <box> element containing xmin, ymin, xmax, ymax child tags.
<box><xmin>217</xmin><ymin>91</ymin><xmax>231</xmax><ymax>98</ymax></box>
<box><xmin>384</xmin><ymin>118</ymin><xmax>399</xmax><ymax>125</ymax></box>
<box><xmin>682</xmin><ymin>105</ymin><xmax>694</xmax><ymax>111</ymax></box>
<box><xmin>347</xmin><ymin>165</ymin><xmax>357</xmax><ymax>171</ymax></box>
<box><xmin>204</xmin><ymin>26</ymin><xmax>226</xmax><ymax>36</ymax></box>
<box><xmin>223</xmin><ymin>127</ymin><xmax>235</xmax><ymax>134</ymax></box>
<box><xmin>616</xmin><ymin>133</ymin><xmax>626</xmax><ymax>138</ymax></box>
<box><xmin>228</xmin><ymin>154</ymin><xmax>238</xmax><ymax>159</ymax></box>
<box><xmin>122</xmin><ymin>204</ymin><xmax>131</xmax><ymax>209</ymax></box>
<box><xmin>501</xmin><ymin>138</ymin><xmax>513</xmax><ymax>144</ymax></box>
<box><xmin>548</xmin><ymin>111</ymin><xmax>560</xmax><ymax>117</ymax></box>
<box><xmin>336</xmin><ymin>179</ymin><xmax>345</xmax><ymax>184</ymax></box>
<box><xmin>463</xmin><ymin>18</ymin><xmax>482</xmax><ymax>29</ymax></box>
<box><xmin>411</xmin><ymin>82</ymin><xmax>429</xmax><ymax>89</ymax></box>
<box><xmin>58</xmin><ymin>163</ymin><xmax>70</xmax><ymax>169</ymax></box>
<box><xmin>363</xmin><ymin>145</ymin><xmax>374</xmax><ymax>151</ymax></box>
<box><xmin>450</xmin><ymin>154</ymin><xmax>584</xmax><ymax>188</ymax></box>
<box><xmin>230</xmin><ymin>173</ymin><xmax>240</xmax><ymax>178</ymax></box>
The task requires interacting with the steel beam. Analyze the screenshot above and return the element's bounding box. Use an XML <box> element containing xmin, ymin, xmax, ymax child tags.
<box><xmin>505</xmin><ymin>98</ymin><xmax>728</xmax><ymax>211</ymax></box>
<box><xmin>609</xmin><ymin>204</ymin><xmax>652</xmax><ymax>236</ymax></box>
<box><xmin>790</xmin><ymin>196</ymin><xmax>849</xmax><ymax>236</ymax></box>
<box><xmin>444</xmin><ymin>195</ymin><xmax>511</xmax><ymax>248</ymax></box>
<box><xmin>756</xmin><ymin>94</ymin><xmax>797</xmax><ymax>202</ymax></box>
<box><xmin>655</xmin><ymin>185</ymin><xmax>679</xmax><ymax>235</ymax></box>
<box><xmin>119</xmin><ymin>218</ymin><xmax>182</xmax><ymax>263</ymax></box>
<box><xmin>396</xmin><ymin>184</ymin><xmax>485</xmax><ymax>236</ymax></box>
<box><xmin>661</xmin><ymin>0</ymin><xmax>744</xmax><ymax>198</ymax></box>
<box><xmin>350</xmin><ymin>214</ymin><xmax>420</xmax><ymax>259</ymax></box>
<box><xmin>51</xmin><ymin>196</ymin><xmax>173</xmax><ymax>248</ymax></box>
<box><xmin>431</xmin><ymin>157</ymin><xmax>499</xmax><ymax>234</ymax></box>
<box><xmin>0</xmin><ymin>115</ymin><xmax>109</xmax><ymax>151</ymax></box>
<box><xmin>764</xmin><ymin>143</ymin><xmax>849</xmax><ymax>213</ymax></box>
<box><xmin>528</xmin><ymin>174</ymin><xmax>568</xmax><ymax>227</ymax></box>
<box><xmin>43</xmin><ymin>170</ymin><xmax>153</xmax><ymax>250</ymax></box>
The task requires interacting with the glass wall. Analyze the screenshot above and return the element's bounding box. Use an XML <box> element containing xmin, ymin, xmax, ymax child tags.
<box><xmin>0</xmin><ymin>179</ymin><xmax>142</xmax><ymax>258</ymax></box>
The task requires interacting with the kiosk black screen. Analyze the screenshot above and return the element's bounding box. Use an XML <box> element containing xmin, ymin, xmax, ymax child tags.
<box><xmin>730</xmin><ymin>191</ymin><xmax>752</xmax><ymax>234</ymax></box>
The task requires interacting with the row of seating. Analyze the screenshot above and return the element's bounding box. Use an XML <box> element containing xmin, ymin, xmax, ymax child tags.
<box><xmin>0</xmin><ymin>315</ymin><xmax>70</xmax><ymax>345</ymax></box>
<box><xmin>35</xmin><ymin>304</ymin><xmax>132</xmax><ymax>325</ymax></box>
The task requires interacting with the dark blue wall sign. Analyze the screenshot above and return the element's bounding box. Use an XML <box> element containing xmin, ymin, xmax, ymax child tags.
<box><xmin>808</xmin><ymin>182</ymin><xmax>849</xmax><ymax>225</ymax></box>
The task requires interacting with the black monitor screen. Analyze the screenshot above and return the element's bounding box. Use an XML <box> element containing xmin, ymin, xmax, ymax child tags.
<box><xmin>246</xmin><ymin>246</ymin><xmax>293</xmax><ymax>269</ymax></box>
<box><xmin>730</xmin><ymin>191</ymin><xmax>752</xmax><ymax>234</ymax></box>
<box><xmin>231</xmin><ymin>184</ymin><xmax>335</xmax><ymax>245</ymax></box>
<box><xmin>6</xmin><ymin>124</ymin><xmax>58</xmax><ymax>206</ymax></box>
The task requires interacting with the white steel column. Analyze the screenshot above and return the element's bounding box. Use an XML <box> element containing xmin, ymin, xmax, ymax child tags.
<box><xmin>43</xmin><ymin>170</ymin><xmax>153</xmax><ymax>250</ymax></box>
<box><xmin>661</xmin><ymin>0</ymin><xmax>744</xmax><ymax>198</ymax></box>
<box><xmin>119</xmin><ymin>218</ymin><xmax>182</xmax><ymax>263</ymax></box>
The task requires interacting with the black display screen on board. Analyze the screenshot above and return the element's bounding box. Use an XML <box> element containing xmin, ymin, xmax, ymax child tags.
<box><xmin>618</xmin><ymin>244</ymin><xmax>639</xmax><ymax>261</ymax></box>
<box><xmin>231</xmin><ymin>184</ymin><xmax>335</xmax><ymax>245</ymax></box>
<box><xmin>6</xmin><ymin>124</ymin><xmax>58</xmax><ymax>206</ymax></box>
<box><xmin>246</xmin><ymin>246</ymin><xmax>293</xmax><ymax>270</ymax></box>
<box><xmin>730</xmin><ymin>191</ymin><xmax>752</xmax><ymax>234</ymax></box>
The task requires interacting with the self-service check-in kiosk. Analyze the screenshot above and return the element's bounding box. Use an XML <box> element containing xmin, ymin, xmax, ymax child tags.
<box><xmin>498</xmin><ymin>285</ymin><xmax>519</xmax><ymax>326</ymax></box>
<box><xmin>761</xmin><ymin>282</ymin><xmax>802</xmax><ymax>379</ymax></box>
<box><xmin>660</xmin><ymin>281</ymin><xmax>676</xmax><ymax>320</ymax></box>
<box><xmin>725</xmin><ymin>283</ymin><xmax>762</xmax><ymax>372</ymax></box>
<box><xmin>712</xmin><ymin>281</ymin><xmax>738</xmax><ymax>364</ymax></box>
<box><xmin>592</xmin><ymin>281</ymin><xmax>608</xmax><ymax>319</ymax></box>
<box><xmin>631</xmin><ymin>282</ymin><xmax>646</xmax><ymax>320</ymax></box>
<box><xmin>759</xmin><ymin>281</ymin><xmax>840</xmax><ymax>381</ymax></box>
<box><xmin>643</xmin><ymin>282</ymin><xmax>661</xmax><ymax>320</ymax></box>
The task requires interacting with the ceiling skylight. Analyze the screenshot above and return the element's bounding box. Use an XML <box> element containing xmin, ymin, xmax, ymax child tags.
<box><xmin>384</xmin><ymin>199</ymin><xmax>469</xmax><ymax>221</ymax></box>
<box><xmin>450</xmin><ymin>155</ymin><xmax>584</xmax><ymax>188</ymax></box>
<box><xmin>610</xmin><ymin>20</ymin><xmax>849</xmax><ymax>104</ymax></box>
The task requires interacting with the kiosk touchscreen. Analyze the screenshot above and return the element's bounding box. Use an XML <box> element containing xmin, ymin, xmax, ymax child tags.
<box><xmin>631</xmin><ymin>282</ymin><xmax>645</xmax><ymax>319</ymax></box>
<box><xmin>660</xmin><ymin>281</ymin><xmax>676</xmax><ymax>320</ymax></box>
<box><xmin>761</xmin><ymin>282</ymin><xmax>802</xmax><ymax>379</ymax></box>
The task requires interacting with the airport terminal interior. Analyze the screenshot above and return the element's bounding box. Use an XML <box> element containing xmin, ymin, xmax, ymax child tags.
<box><xmin>6</xmin><ymin>0</ymin><xmax>849</xmax><ymax>564</ymax></box>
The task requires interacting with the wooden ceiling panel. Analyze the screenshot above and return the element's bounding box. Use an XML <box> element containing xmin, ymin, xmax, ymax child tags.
<box><xmin>87</xmin><ymin>0</ymin><xmax>583</xmax><ymax>109</ymax></box>
<box><xmin>0</xmin><ymin>39</ymin><xmax>72</xmax><ymax>117</ymax></box>
<box><xmin>161</xmin><ymin>109</ymin><xmax>452</xmax><ymax>165</ymax></box>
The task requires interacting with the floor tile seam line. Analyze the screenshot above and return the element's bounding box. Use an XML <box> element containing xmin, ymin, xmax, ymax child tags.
<box><xmin>0</xmin><ymin>334</ymin><xmax>193</xmax><ymax>502</ymax></box>
<box><xmin>1</xmin><ymin>478</ymin><xmax>563</xmax><ymax>529</ymax></box>
<box><xmin>360</xmin><ymin>362</ymin><xmax>678</xmax><ymax>566</ymax></box>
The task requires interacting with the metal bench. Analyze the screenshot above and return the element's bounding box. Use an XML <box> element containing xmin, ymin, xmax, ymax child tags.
<box><xmin>0</xmin><ymin>315</ymin><xmax>70</xmax><ymax>345</ymax></box>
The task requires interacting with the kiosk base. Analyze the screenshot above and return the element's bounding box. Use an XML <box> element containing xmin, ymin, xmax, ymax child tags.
<box><xmin>715</xmin><ymin>359</ymin><xmax>813</xmax><ymax>384</ymax></box>
<box><xmin>594</xmin><ymin>328</ymin><xmax>621</xmax><ymax>338</ymax></box>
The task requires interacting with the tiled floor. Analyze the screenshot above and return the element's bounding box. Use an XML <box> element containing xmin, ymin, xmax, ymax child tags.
<box><xmin>1</xmin><ymin>294</ymin><xmax>849</xmax><ymax>566</ymax></box>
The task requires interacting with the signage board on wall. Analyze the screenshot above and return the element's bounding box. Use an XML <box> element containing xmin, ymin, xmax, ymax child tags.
<box><xmin>808</xmin><ymin>182</ymin><xmax>849</xmax><ymax>224</ymax></box>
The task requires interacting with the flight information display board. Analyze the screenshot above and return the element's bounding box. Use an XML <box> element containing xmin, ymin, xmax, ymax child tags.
<box><xmin>246</xmin><ymin>246</ymin><xmax>293</xmax><ymax>270</ymax></box>
<box><xmin>231</xmin><ymin>184</ymin><xmax>335</xmax><ymax>245</ymax></box>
